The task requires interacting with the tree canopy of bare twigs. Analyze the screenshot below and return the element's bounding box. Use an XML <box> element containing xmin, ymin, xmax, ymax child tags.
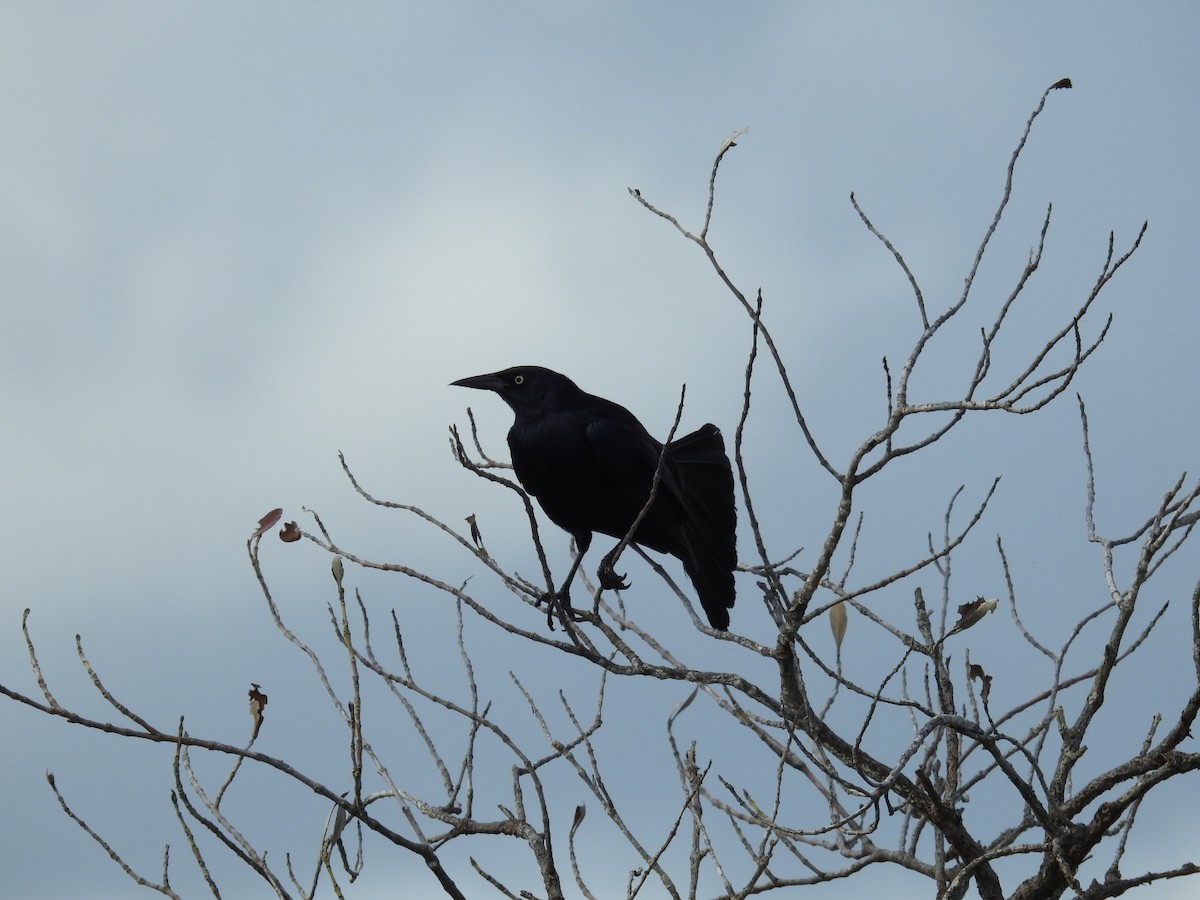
<box><xmin>4</xmin><ymin>80</ymin><xmax>1198</xmax><ymax>900</ymax></box>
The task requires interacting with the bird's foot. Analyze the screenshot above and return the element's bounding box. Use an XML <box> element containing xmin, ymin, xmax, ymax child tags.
<box><xmin>597</xmin><ymin>556</ymin><xmax>631</xmax><ymax>592</ymax></box>
<box><xmin>536</xmin><ymin>589</ymin><xmax>588</xmax><ymax>631</ymax></box>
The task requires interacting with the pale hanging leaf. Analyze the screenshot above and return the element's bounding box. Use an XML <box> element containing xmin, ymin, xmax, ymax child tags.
<box><xmin>830</xmin><ymin>601</ymin><xmax>848</xmax><ymax>652</ymax></box>
<box><xmin>330</xmin><ymin>802</ymin><xmax>349</xmax><ymax>844</ymax></box>
<box><xmin>718</xmin><ymin>126</ymin><xmax>749</xmax><ymax>155</ymax></box>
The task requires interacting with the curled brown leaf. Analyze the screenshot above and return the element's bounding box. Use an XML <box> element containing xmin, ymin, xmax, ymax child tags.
<box><xmin>951</xmin><ymin>597</ymin><xmax>998</xmax><ymax>635</ymax></box>
<box><xmin>968</xmin><ymin>663</ymin><xmax>993</xmax><ymax>705</ymax></box>
<box><xmin>248</xmin><ymin>682</ymin><xmax>268</xmax><ymax>737</ymax></box>
<box><xmin>466</xmin><ymin>514</ymin><xmax>482</xmax><ymax>547</ymax></box>
<box><xmin>252</xmin><ymin>508</ymin><xmax>283</xmax><ymax>538</ymax></box>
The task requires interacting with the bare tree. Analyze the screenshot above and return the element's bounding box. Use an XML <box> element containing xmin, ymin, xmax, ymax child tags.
<box><xmin>4</xmin><ymin>79</ymin><xmax>1198</xmax><ymax>899</ymax></box>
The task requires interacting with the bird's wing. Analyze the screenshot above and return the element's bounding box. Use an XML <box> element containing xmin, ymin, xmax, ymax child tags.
<box><xmin>585</xmin><ymin>408</ymin><xmax>700</xmax><ymax>554</ymax></box>
<box><xmin>581</xmin><ymin>405</ymin><xmax>690</xmax><ymax>553</ymax></box>
<box><xmin>587</xmin><ymin>417</ymin><xmax>737</xmax><ymax>629</ymax></box>
<box><xmin>664</xmin><ymin>424</ymin><xmax>738</xmax><ymax>630</ymax></box>
<box><xmin>666</xmin><ymin>424</ymin><xmax>737</xmax><ymax>568</ymax></box>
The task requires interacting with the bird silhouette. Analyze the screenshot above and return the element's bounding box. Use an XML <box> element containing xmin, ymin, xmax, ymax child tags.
<box><xmin>452</xmin><ymin>366</ymin><xmax>736</xmax><ymax>630</ymax></box>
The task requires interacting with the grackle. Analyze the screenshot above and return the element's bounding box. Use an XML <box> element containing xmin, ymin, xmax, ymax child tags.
<box><xmin>452</xmin><ymin>366</ymin><xmax>736</xmax><ymax>630</ymax></box>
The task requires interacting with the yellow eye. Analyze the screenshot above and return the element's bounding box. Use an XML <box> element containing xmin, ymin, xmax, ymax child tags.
<box><xmin>513</xmin><ymin>374</ymin><xmax>525</xmax><ymax>385</ymax></box>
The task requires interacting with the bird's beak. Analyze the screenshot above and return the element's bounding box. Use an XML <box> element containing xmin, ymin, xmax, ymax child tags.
<box><xmin>450</xmin><ymin>373</ymin><xmax>504</xmax><ymax>392</ymax></box>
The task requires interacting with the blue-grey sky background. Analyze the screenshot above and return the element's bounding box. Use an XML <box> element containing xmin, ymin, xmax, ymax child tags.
<box><xmin>2</xmin><ymin>3</ymin><xmax>1198</xmax><ymax>898</ymax></box>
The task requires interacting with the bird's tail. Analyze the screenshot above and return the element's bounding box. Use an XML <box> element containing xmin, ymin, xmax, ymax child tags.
<box><xmin>666</xmin><ymin>424</ymin><xmax>737</xmax><ymax>630</ymax></box>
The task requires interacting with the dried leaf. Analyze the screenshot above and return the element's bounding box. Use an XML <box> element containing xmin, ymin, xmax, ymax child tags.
<box><xmin>279</xmin><ymin>521</ymin><xmax>302</xmax><ymax>543</ymax></box>
<box><xmin>466</xmin><ymin>514</ymin><xmax>482</xmax><ymax>547</ymax></box>
<box><xmin>830</xmin><ymin>601</ymin><xmax>848</xmax><ymax>652</ymax></box>
<box><xmin>968</xmin><ymin>663</ymin><xmax>993</xmax><ymax>705</ymax></box>
<box><xmin>950</xmin><ymin>597</ymin><xmax>998</xmax><ymax>635</ymax></box>
<box><xmin>330</xmin><ymin>803</ymin><xmax>349</xmax><ymax>843</ymax></box>
<box><xmin>570</xmin><ymin>804</ymin><xmax>586</xmax><ymax>838</ymax></box>
<box><xmin>669</xmin><ymin>686</ymin><xmax>700</xmax><ymax>728</ymax></box>
<box><xmin>718</xmin><ymin>126</ymin><xmax>748</xmax><ymax>155</ymax></box>
<box><xmin>253</xmin><ymin>508</ymin><xmax>283</xmax><ymax>538</ymax></box>
<box><xmin>248</xmin><ymin>683</ymin><xmax>268</xmax><ymax>737</ymax></box>
<box><xmin>1051</xmin><ymin>77</ymin><xmax>1073</xmax><ymax>90</ymax></box>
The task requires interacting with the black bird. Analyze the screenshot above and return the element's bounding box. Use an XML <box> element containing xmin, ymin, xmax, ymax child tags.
<box><xmin>451</xmin><ymin>366</ymin><xmax>737</xmax><ymax>630</ymax></box>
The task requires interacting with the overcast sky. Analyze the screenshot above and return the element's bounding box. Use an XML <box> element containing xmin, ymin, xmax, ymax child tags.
<box><xmin>2</xmin><ymin>3</ymin><xmax>1198</xmax><ymax>898</ymax></box>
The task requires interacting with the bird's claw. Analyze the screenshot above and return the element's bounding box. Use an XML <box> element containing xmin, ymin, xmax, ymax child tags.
<box><xmin>536</xmin><ymin>589</ymin><xmax>567</xmax><ymax>609</ymax></box>
<box><xmin>597</xmin><ymin>561</ymin><xmax>630</xmax><ymax>592</ymax></box>
<box><xmin>537</xmin><ymin>589</ymin><xmax>587</xmax><ymax>631</ymax></box>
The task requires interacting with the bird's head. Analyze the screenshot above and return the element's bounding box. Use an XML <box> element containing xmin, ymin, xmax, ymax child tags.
<box><xmin>451</xmin><ymin>366</ymin><xmax>581</xmax><ymax>417</ymax></box>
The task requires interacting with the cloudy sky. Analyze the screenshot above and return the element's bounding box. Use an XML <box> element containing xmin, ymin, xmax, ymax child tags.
<box><xmin>2</xmin><ymin>3</ymin><xmax>1198</xmax><ymax>898</ymax></box>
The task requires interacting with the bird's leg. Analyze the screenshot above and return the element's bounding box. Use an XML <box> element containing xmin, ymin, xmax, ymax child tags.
<box><xmin>536</xmin><ymin>543</ymin><xmax>589</xmax><ymax>630</ymax></box>
<box><xmin>596</xmin><ymin>544</ymin><xmax>632</xmax><ymax>592</ymax></box>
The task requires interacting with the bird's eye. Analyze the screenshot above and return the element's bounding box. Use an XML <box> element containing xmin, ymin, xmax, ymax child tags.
<box><xmin>513</xmin><ymin>375</ymin><xmax>525</xmax><ymax>386</ymax></box>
